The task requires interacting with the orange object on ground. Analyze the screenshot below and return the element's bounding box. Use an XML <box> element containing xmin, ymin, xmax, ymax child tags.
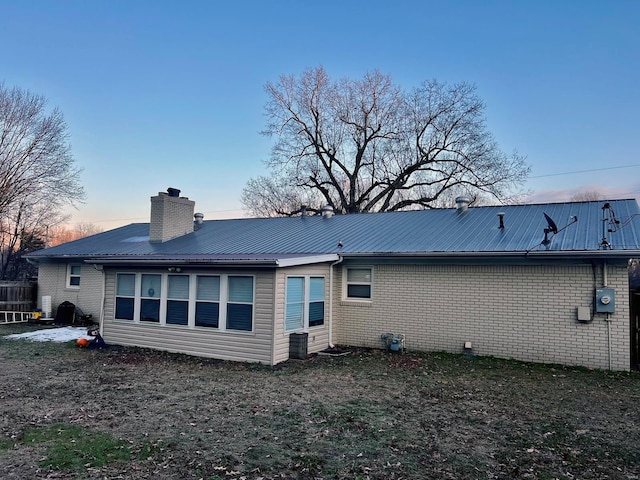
<box><xmin>77</xmin><ymin>337</ymin><xmax>89</xmax><ymax>347</ymax></box>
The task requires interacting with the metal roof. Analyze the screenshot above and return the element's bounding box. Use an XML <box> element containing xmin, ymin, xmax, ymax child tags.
<box><xmin>27</xmin><ymin>199</ymin><xmax>640</xmax><ymax>264</ymax></box>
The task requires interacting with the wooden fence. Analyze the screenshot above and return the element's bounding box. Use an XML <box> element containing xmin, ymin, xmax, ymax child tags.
<box><xmin>0</xmin><ymin>281</ymin><xmax>37</xmax><ymax>312</ymax></box>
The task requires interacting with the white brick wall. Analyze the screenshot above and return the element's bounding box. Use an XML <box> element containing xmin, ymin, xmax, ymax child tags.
<box><xmin>333</xmin><ymin>262</ymin><xmax>631</xmax><ymax>371</ymax></box>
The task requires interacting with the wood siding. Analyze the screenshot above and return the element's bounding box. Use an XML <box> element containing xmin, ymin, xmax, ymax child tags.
<box><xmin>272</xmin><ymin>264</ymin><xmax>332</xmax><ymax>364</ymax></box>
<box><xmin>102</xmin><ymin>268</ymin><xmax>276</xmax><ymax>364</ymax></box>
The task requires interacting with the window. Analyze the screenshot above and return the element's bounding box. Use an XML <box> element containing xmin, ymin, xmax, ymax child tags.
<box><xmin>67</xmin><ymin>265</ymin><xmax>81</xmax><ymax>288</ymax></box>
<box><xmin>285</xmin><ymin>276</ymin><xmax>325</xmax><ymax>331</ymax></box>
<box><xmin>115</xmin><ymin>273</ymin><xmax>135</xmax><ymax>320</ymax></box>
<box><xmin>345</xmin><ymin>267</ymin><xmax>372</xmax><ymax>300</ymax></box>
<box><xmin>166</xmin><ymin>275</ymin><xmax>189</xmax><ymax>325</ymax></box>
<box><xmin>140</xmin><ymin>274</ymin><xmax>161</xmax><ymax>322</ymax></box>
<box><xmin>309</xmin><ymin>277</ymin><xmax>325</xmax><ymax>327</ymax></box>
<box><xmin>227</xmin><ymin>276</ymin><xmax>254</xmax><ymax>331</ymax></box>
<box><xmin>285</xmin><ymin>277</ymin><xmax>304</xmax><ymax>330</ymax></box>
<box><xmin>113</xmin><ymin>272</ymin><xmax>254</xmax><ymax>332</ymax></box>
<box><xmin>196</xmin><ymin>275</ymin><xmax>220</xmax><ymax>328</ymax></box>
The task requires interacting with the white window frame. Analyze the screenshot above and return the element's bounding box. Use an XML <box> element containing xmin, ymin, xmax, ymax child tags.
<box><xmin>342</xmin><ymin>266</ymin><xmax>373</xmax><ymax>301</ymax></box>
<box><xmin>67</xmin><ymin>264</ymin><xmax>82</xmax><ymax>288</ymax></box>
<box><xmin>113</xmin><ymin>272</ymin><xmax>255</xmax><ymax>333</ymax></box>
<box><xmin>285</xmin><ymin>275</ymin><xmax>325</xmax><ymax>332</ymax></box>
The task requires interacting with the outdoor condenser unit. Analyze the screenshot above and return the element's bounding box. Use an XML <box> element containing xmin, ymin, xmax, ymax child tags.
<box><xmin>41</xmin><ymin>296</ymin><xmax>52</xmax><ymax>318</ymax></box>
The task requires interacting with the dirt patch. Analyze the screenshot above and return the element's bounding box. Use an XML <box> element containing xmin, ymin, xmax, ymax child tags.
<box><xmin>1</xmin><ymin>323</ymin><xmax>640</xmax><ymax>479</ymax></box>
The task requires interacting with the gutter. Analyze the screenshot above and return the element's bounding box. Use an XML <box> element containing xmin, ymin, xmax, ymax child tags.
<box><xmin>340</xmin><ymin>250</ymin><xmax>640</xmax><ymax>260</ymax></box>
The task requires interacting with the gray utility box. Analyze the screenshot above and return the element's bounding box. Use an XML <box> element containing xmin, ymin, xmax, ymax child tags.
<box><xmin>289</xmin><ymin>332</ymin><xmax>308</xmax><ymax>359</ymax></box>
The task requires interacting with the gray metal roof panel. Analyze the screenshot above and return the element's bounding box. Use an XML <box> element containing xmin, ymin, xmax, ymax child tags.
<box><xmin>27</xmin><ymin>199</ymin><xmax>640</xmax><ymax>261</ymax></box>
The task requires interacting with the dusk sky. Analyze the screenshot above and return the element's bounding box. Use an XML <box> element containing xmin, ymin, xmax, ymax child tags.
<box><xmin>2</xmin><ymin>0</ymin><xmax>638</xmax><ymax>230</ymax></box>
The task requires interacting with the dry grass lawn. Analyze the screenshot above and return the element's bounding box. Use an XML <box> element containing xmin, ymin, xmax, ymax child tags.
<box><xmin>1</xmin><ymin>323</ymin><xmax>639</xmax><ymax>479</ymax></box>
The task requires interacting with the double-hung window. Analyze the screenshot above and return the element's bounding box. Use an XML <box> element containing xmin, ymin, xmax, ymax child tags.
<box><xmin>166</xmin><ymin>275</ymin><xmax>189</xmax><ymax>325</ymax></box>
<box><xmin>345</xmin><ymin>267</ymin><xmax>373</xmax><ymax>300</ymax></box>
<box><xmin>140</xmin><ymin>274</ymin><xmax>161</xmax><ymax>322</ymax></box>
<box><xmin>67</xmin><ymin>265</ymin><xmax>81</xmax><ymax>288</ymax></box>
<box><xmin>285</xmin><ymin>276</ymin><xmax>325</xmax><ymax>331</ymax></box>
<box><xmin>115</xmin><ymin>273</ymin><xmax>135</xmax><ymax>320</ymax></box>
<box><xmin>196</xmin><ymin>275</ymin><xmax>220</xmax><ymax>328</ymax></box>
<box><xmin>227</xmin><ymin>276</ymin><xmax>254</xmax><ymax>331</ymax></box>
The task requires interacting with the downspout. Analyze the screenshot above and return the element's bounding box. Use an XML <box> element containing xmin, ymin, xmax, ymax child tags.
<box><xmin>603</xmin><ymin>261</ymin><xmax>612</xmax><ymax>370</ymax></box>
<box><xmin>93</xmin><ymin>265</ymin><xmax>106</xmax><ymax>337</ymax></box>
<box><xmin>328</xmin><ymin>256</ymin><xmax>344</xmax><ymax>348</ymax></box>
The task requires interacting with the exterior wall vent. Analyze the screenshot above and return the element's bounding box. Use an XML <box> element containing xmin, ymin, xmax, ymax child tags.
<box><xmin>149</xmin><ymin>189</ymin><xmax>195</xmax><ymax>243</ymax></box>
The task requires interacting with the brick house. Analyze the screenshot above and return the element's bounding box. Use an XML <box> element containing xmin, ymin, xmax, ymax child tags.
<box><xmin>26</xmin><ymin>189</ymin><xmax>640</xmax><ymax>370</ymax></box>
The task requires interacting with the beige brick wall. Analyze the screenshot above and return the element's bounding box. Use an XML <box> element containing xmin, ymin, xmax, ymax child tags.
<box><xmin>333</xmin><ymin>262</ymin><xmax>631</xmax><ymax>371</ymax></box>
<box><xmin>36</xmin><ymin>263</ymin><xmax>104</xmax><ymax>319</ymax></box>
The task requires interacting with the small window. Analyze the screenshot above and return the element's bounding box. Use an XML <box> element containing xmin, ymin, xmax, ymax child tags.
<box><xmin>67</xmin><ymin>265</ymin><xmax>81</xmax><ymax>288</ymax></box>
<box><xmin>345</xmin><ymin>267</ymin><xmax>372</xmax><ymax>299</ymax></box>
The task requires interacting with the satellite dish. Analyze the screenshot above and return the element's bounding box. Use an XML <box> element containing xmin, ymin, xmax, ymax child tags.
<box><xmin>527</xmin><ymin>212</ymin><xmax>578</xmax><ymax>254</ymax></box>
<box><xmin>543</xmin><ymin>213</ymin><xmax>558</xmax><ymax>234</ymax></box>
<box><xmin>542</xmin><ymin>212</ymin><xmax>558</xmax><ymax>245</ymax></box>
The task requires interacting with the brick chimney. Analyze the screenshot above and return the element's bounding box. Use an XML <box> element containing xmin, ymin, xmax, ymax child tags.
<box><xmin>149</xmin><ymin>188</ymin><xmax>196</xmax><ymax>243</ymax></box>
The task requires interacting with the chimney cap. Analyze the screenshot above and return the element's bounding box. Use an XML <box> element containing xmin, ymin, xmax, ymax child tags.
<box><xmin>167</xmin><ymin>187</ymin><xmax>181</xmax><ymax>197</ymax></box>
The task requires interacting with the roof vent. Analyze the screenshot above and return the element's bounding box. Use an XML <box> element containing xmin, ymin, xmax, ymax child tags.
<box><xmin>300</xmin><ymin>205</ymin><xmax>307</xmax><ymax>217</ymax></box>
<box><xmin>167</xmin><ymin>187</ymin><xmax>181</xmax><ymax>198</ymax></box>
<box><xmin>455</xmin><ymin>196</ymin><xmax>470</xmax><ymax>213</ymax></box>
<box><xmin>498</xmin><ymin>212</ymin><xmax>505</xmax><ymax>229</ymax></box>
<box><xmin>194</xmin><ymin>212</ymin><xmax>204</xmax><ymax>229</ymax></box>
<box><xmin>321</xmin><ymin>205</ymin><xmax>334</xmax><ymax>219</ymax></box>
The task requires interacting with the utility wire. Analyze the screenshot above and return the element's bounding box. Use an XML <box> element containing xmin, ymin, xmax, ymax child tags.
<box><xmin>529</xmin><ymin>164</ymin><xmax>640</xmax><ymax>179</ymax></box>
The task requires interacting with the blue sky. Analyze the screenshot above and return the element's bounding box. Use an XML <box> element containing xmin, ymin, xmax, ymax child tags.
<box><xmin>1</xmin><ymin>0</ymin><xmax>638</xmax><ymax>230</ymax></box>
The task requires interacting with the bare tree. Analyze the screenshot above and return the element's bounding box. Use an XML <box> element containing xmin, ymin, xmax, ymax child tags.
<box><xmin>570</xmin><ymin>190</ymin><xmax>603</xmax><ymax>202</ymax></box>
<box><xmin>0</xmin><ymin>82</ymin><xmax>84</xmax><ymax>217</ymax></box>
<box><xmin>0</xmin><ymin>82</ymin><xmax>84</xmax><ymax>279</ymax></box>
<box><xmin>243</xmin><ymin>67</ymin><xmax>529</xmax><ymax>216</ymax></box>
<box><xmin>0</xmin><ymin>196</ymin><xmax>65</xmax><ymax>279</ymax></box>
<box><xmin>47</xmin><ymin>221</ymin><xmax>103</xmax><ymax>247</ymax></box>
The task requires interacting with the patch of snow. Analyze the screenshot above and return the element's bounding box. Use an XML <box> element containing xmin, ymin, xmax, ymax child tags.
<box><xmin>4</xmin><ymin>326</ymin><xmax>92</xmax><ymax>343</ymax></box>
